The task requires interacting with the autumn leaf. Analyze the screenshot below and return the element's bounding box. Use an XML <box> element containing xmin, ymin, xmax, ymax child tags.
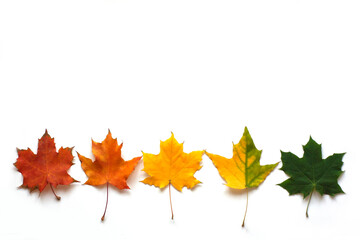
<box><xmin>205</xmin><ymin>127</ymin><xmax>278</xmax><ymax>227</ymax></box>
<box><xmin>278</xmin><ymin>137</ymin><xmax>345</xmax><ymax>218</ymax></box>
<box><xmin>141</xmin><ymin>133</ymin><xmax>203</xmax><ymax>219</ymax></box>
<box><xmin>14</xmin><ymin>130</ymin><xmax>76</xmax><ymax>200</ymax></box>
<box><xmin>77</xmin><ymin>130</ymin><xmax>141</xmax><ymax>221</ymax></box>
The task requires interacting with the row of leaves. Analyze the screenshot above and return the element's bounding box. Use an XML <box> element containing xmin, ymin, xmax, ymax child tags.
<box><xmin>15</xmin><ymin>128</ymin><xmax>345</xmax><ymax>226</ymax></box>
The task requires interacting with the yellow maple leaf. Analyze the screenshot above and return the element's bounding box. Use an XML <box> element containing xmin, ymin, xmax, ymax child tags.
<box><xmin>141</xmin><ymin>133</ymin><xmax>203</xmax><ymax>219</ymax></box>
<box><xmin>205</xmin><ymin>127</ymin><xmax>278</xmax><ymax>227</ymax></box>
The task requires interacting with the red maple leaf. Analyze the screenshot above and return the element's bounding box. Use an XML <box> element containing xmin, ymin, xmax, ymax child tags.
<box><xmin>14</xmin><ymin>130</ymin><xmax>76</xmax><ymax>200</ymax></box>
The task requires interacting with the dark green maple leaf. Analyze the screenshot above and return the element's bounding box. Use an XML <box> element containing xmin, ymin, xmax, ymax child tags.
<box><xmin>278</xmin><ymin>137</ymin><xmax>345</xmax><ymax>218</ymax></box>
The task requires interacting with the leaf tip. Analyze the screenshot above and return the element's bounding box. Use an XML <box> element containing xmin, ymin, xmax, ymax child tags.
<box><xmin>307</xmin><ymin>135</ymin><xmax>320</xmax><ymax>145</ymax></box>
<box><xmin>244</xmin><ymin>126</ymin><xmax>250</xmax><ymax>133</ymax></box>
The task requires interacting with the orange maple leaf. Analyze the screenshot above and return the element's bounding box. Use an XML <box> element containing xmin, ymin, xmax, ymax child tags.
<box><xmin>77</xmin><ymin>130</ymin><xmax>141</xmax><ymax>221</ymax></box>
<box><xmin>141</xmin><ymin>133</ymin><xmax>203</xmax><ymax>219</ymax></box>
<box><xmin>14</xmin><ymin>130</ymin><xmax>76</xmax><ymax>200</ymax></box>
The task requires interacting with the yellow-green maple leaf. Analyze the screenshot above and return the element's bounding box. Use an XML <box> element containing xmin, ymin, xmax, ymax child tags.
<box><xmin>205</xmin><ymin>127</ymin><xmax>278</xmax><ymax>227</ymax></box>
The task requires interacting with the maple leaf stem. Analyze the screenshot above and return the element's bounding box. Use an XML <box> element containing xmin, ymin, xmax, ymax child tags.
<box><xmin>50</xmin><ymin>184</ymin><xmax>61</xmax><ymax>201</ymax></box>
<box><xmin>101</xmin><ymin>182</ymin><xmax>109</xmax><ymax>222</ymax></box>
<box><xmin>169</xmin><ymin>182</ymin><xmax>174</xmax><ymax>220</ymax></box>
<box><xmin>306</xmin><ymin>189</ymin><xmax>314</xmax><ymax>218</ymax></box>
<box><xmin>242</xmin><ymin>188</ymin><xmax>249</xmax><ymax>227</ymax></box>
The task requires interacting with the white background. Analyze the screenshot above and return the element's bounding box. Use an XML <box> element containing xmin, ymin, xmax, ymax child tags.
<box><xmin>0</xmin><ymin>0</ymin><xmax>359</xmax><ymax>239</ymax></box>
